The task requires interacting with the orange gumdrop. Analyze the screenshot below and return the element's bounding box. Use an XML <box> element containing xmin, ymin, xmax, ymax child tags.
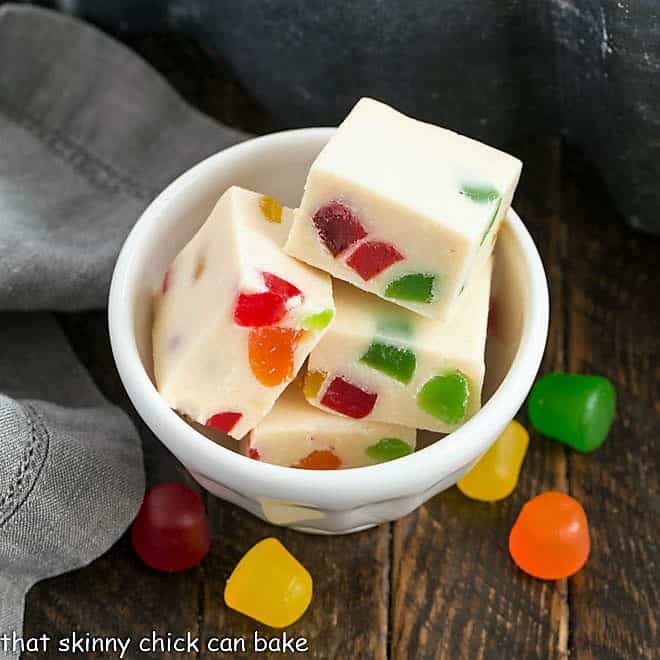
<box><xmin>509</xmin><ymin>491</ymin><xmax>590</xmax><ymax>580</ymax></box>
<box><xmin>248</xmin><ymin>327</ymin><xmax>302</xmax><ymax>387</ymax></box>
<box><xmin>294</xmin><ymin>450</ymin><xmax>342</xmax><ymax>470</ymax></box>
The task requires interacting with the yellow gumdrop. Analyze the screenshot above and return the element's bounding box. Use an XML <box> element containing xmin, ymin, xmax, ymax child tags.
<box><xmin>259</xmin><ymin>195</ymin><xmax>283</xmax><ymax>223</ymax></box>
<box><xmin>224</xmin><ymin>538</ymin><xmax>312</xmax><ymax>628</ymax></box>
<box><xmin>303</xmin><ymin>369</ymin><xmax>327</xmax><ymax>401</ymax></box>
<box><xmin>457</xmin><ymin>420</ymin><xmax>529</xmax><ymax>502</ymax></box>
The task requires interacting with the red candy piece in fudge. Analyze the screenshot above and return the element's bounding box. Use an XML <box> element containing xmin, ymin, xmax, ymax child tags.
<box><xmin>234</xmin><ymin>272</ymin><xmax>302</xmax><ymax>327</ymax></box>
<box><xmin>248</xmin><ymin>447</ymin><xmax>261</xmax><ymax>460</ymax></box>
<box><xmin>206</xmin><ymin>411</ymin><xmax>242</xmax><ymax>432</ymax></box>
<box><xmin>321</xmin><ymin>376</ymin><xmax>378</xmax><ymax>419</ymax></box>
<box><xmin>161</xmin><ymin>269</ymin><xmax>171</xmax><ymax>294</ymax></box>
<box><xmin>346</xmin><ymin>240</ymin><xmax>404</xmax><ymax>280</ymax></box>
<box><xmin>262</xmin><ymin>272</ymin><xmax>302</xmax><ymax>301</ymax></box>
<box><xmin>312</xmin><ymin>202</ymin><xmax>367</xmax><ymax>256</ymax></box>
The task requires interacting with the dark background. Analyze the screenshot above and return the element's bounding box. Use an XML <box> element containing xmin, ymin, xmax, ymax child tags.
<box><xmin>10</xmin><ymin>0</ymin><xmax>660</xmax><ymax>237</ymax></box>
<box><xmin>1</xmin><ymin>2</ymin><xmax>658</xmax><ymax>659</ymax></box>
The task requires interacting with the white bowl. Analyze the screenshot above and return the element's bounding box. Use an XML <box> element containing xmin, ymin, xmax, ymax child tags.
<box><xmin>109</xmin><ymin>128</ymin><xmax>548</xmax><ymax>535</ymax></box>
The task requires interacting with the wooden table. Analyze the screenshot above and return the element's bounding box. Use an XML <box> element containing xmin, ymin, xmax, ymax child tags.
<box><xmin>23</xmin><ymin>34</ymin><xmax>658</xmax><ymax>659</ymax></box>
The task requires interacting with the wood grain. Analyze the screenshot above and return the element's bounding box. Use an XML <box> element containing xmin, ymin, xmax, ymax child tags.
<box><xmin>391</xmin><ymin>137</ymin><xmax>571</xmax><ymax>660</ymax></box>
<box><xmin>561</xmin><ymin>150</ymin><xmax>660</xmax><ymax>659</ymax></box>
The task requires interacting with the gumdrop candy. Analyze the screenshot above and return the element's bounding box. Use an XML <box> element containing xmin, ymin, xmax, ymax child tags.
<box><xmin>509</xmin><ymin>492</ymin><xmax>590</xmax><ymax>580</ymax></box>
<box><xmin>234</xmin><ymin>272</ymin><xmax>302</xmax><ymax>327</ymax></box>
<box><xmin>457</xmin><ymin>420</ymin><xmax>529</xmax><ymax>501</ymax></box>
<box><xmin>417</xmin><ymin>370</ymin><xmax>470</xmax><ymax>424</ymax></box>
<box><xmin>346</xmin><ymin>240</ymin><xmax>404</xmax><ymax>280</ymax></box>
<box><xmin>224</xmin><ymin>538</ymin><xmax>313</xmax><ymax>628</ymax></box>
<box><xmin>131</xmin><ymin>483</ymin><xmax>210</xmax><ymax>572</ymax></box>
<box><xmin>301</xmin><ymin>308</ymin><xmax>334</xmax><ymax>331</ymax></box>
<box><xmin>385</xmin><ymin>272</ymin><xmax>436</xmax><ymax>303</ymax></box>
<box><xmin>303</xmin><ymin>369</ymin><xmax>327</xmax><ymax>400</ymax></box>
<box><xmin>366</xmin><ymin>437</ymin><xmax>413</xmax><ymax>462</ymax></box>
<box><xmin>294</xmin><ymin>449</ymin><xmax>342</xmax><ymax>470</ymax></box>
<box><xmin>312</xmin><ymin>201</ymin><xmax>367</xmax><ymax>256</ymax></box>
<box><xmin>320</xmin><ymin>376</ymin><xmax>378</xmax><ymax>418</ymax></box>
<box><xmin>248</xmin><ymin>327</ymin><xmax>302</xmax><ymax>387</ymax></box>
<box><xmin>528</xmin><ymin>373</ymin><xmax>616</xmax><ymax>452</ymax></box>
<box><xmin>360</xmin><ymin>340</ymin><xmax>416</xmax><ymax>384</ymax></box>
<box><xmin>259</xmin><ymin>195</ymin><xmax>283</xmax><ymax>223</ymax></box>
<box><xmin>206</xmin><ymin>411</ymin><xmax>242</xmax><ymax>433</ymax></box>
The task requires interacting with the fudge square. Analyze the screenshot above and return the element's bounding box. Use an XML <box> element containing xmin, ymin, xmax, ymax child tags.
<box><xmin>241</xmin><ymin>379</ymin><xmax>416</xmax><ymax>469</ymax></box>
<box><xmin>304</xmin><ymin>258</ymin><xmax>492</xmax><ymax>433</ymax></box>
<box><xmin>153</xmin><ymin>186</ymin><xmax>334</xmax><ymax>440</ymax></box>
<box><xmin>285</xmin><ymin>97</ymin><xmax>520</xmax><ymax>320</ymax></box>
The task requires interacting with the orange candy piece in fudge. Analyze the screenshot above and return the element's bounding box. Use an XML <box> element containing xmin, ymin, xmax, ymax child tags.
<box><xmin>294</xmin><ymin>449</ymin><xmax>342</xmax><ymax>470</ymax></box>
<box><xmin>248</xmin><ymin>327</ymin><xmax>303</xmax><ymax>387</ymax></box>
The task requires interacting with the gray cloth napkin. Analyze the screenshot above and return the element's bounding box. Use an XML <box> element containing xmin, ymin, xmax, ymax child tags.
<box><xmin>0</xmin><ymin>5</ymin><xmax>246</xmax><ymax>655</ymax></box>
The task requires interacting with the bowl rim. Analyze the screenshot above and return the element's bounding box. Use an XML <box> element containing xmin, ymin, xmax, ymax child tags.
<box><xmin>109</xmin><ymin>127</ymin><xmax>549</xmax><ymax>508</ymax></box>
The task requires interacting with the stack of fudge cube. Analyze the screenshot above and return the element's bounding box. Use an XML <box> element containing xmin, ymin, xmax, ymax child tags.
<box><xmin>153</xmin><ymin>98</ymin><xmax>522</xmax><ymax>469</ymax></box>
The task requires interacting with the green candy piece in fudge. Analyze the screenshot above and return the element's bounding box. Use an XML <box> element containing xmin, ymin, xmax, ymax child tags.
<box><xmin>360</xmin><ymin>341</ymin><xmax>416</xmax><ymax>384</ymax></box>
<box><xmin>417</xmin><ymin>370</ymin><xmax>470</xmax><ymax>425</ymax></box>
<box><xmin>366</xmin><ymin>438</ymin><xmax>414</xmax><ymax>462</ymax></box>
<box><xmin>301</xmin><ymin>308</ymin><xmax>334</xmax><ymax>331</ymax></box>
<box><xmin>384</xmin><ymin>273</ymin><xmax>436</xmax><ymax>304</ymax></box>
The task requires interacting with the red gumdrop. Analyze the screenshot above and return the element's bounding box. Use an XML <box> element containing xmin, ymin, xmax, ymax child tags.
<box><xmin>262</xmin><ymin>272</ymin><xmax>302</xmax><ymax>301</ymax></box>
<box><xmin>248</xmin><ymin>447</ymin><xmax>261</xmax><ymax>460</ymax></box>
<box><xmin>131</xmin><ymin>483</ymin><xmax>210</xmax><ymax>572</ymax></box>
<box><xmin>206</xmin><ymin>411</ymin><xmax>242</xmax><ymax>433</ymax></box>
<box><xmin>346</xmin><ymin>240</ymin><xmax>404</xmax><ymax>280</ymax></box>
<box><xmin>234</xmin><ymin>272</ymin><xmax>302</xmax><ymax>327</ymax></box>
<box><xmin>312</xmin><ymin>202</ymin><xmax>367</xmax><ymax>256</ymax></box>
<box><xmin>321</xmin><ymin>376</ymin><xmax>378</xmax><ymax>418</ymax></box>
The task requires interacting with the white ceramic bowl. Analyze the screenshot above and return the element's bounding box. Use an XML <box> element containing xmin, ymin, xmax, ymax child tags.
<box><xmin>109</xmin><ymin>128</ymin><xmax>548</xmax><ymax>534</ymax></box>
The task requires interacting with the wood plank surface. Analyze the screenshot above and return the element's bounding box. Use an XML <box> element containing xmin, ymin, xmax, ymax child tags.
<box><xmin>561</xmin><ymin>150</ymin><xmax>659</xmax><ymax>659</ymax></box>
<box><xmin>18</xmin><ymin>33</ymin><xmax>659</xmax><ymax>660</ymax></box>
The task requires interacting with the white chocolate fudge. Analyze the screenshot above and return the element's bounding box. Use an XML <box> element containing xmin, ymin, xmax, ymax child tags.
<box><xmin>241</xmin><ymin>381</ymin><xmax>416</xmax><ymax>469</ymax></box>
<box><xmin>285</xmin><ymin>97</ymin><xmax>520</xmax><ymax>320</ymax></box>
<box><xmin>153</xmin><ymin>186</ymin><xmax>335</xmax><ymax>440</ymax></box>
<box><xmin>305</xmin><ymin>259</ymin><xmax>492</xmax><ymax>433</ymax></box>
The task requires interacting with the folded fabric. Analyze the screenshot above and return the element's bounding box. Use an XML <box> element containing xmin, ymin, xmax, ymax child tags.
<box><xmin>0</xmin><ymin>5</ymin><xmax>247</xmax><ymax>656</ymax></box>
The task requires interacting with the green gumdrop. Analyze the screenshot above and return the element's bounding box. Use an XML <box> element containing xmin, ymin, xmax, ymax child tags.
<box><xmin>528</xmin><ymin>373</ymin><xmax>616</xmax><ymax>452</ymax></box>
<box><xmin>301</xmin><ymin>308</ymin><xmax>334</xmax><ymax>331</ymax></box>
<box><xmin>360</xmin><ymin>341</ymin><xmax>416</xmax><ymax>384</ymax></box>
<box><xmin>385</xmin><ymin>273</ymin><xmax>435</xmax><ymax>304</ymax></box>
<box><xmin>366</xmin><ymin>438</ymin><xmax>413</xmax><ymax>462</ymax></box>
<box><xmin>417</xmin><ymin>371</ymin><xmax>469</xmax><ymax>425</ymax></box>
<box><xmin>460</xmin><ymin>181</ymin><xmax>500</xmax><ymax>203</ymax></box>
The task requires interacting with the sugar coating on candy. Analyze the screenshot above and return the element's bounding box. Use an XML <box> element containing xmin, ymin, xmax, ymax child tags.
<box><xmin>303</xmin><ymin>369</ymin><xmax>327</xmax><ymax>400</ymax></box>
<box><xmin>205</xmin><ymin>411</ymin><xmax>242</xmax><ymax>433</ymax></box>
<box><xmin>366</xmin><ymin>437</ymin><xmax>413</xmax><ymax>462</ymax></box>
<box><xmin>234</xmin><ymin>272</ymin><xmax>302</xmax><ymax>327</ymax></box>
<box><xmin>259</xmin><ymin>195</ymin><xmax>283</xmax><ymax>223</ymax></box>
<box><xmin>416</xmin><ymin>370</ymin><xmax>470</xmax><ymax>424</ymax></box>
<box><xmin>385</xmin><ymin>273</ymin><xmax>436</xmax><ymax>304</ymax></box>
<box><xmin>312</xmin><ymin>201</ymin><xmax>367</xmax><ymax>256</ymax></box>
<box><xmin>294</xmin><ymin>449</ymin><xmax>342</xmax><ymax>470</ymax></box>
<box><xmin>224</xmin><ymin>538</ymin><xmax>312</xmax><ymax>628</ymax></box>
<box><xmin>132</xmin><ymin>483</ymin><xmax>210</xmax><ymax>573</ymax></box>
<box><xmin>346</xmin><ymin>240</ymin><xmax>404</xmax><ymax>280</ymax></box>
<box><xmin>248</xmin><ymin>327</ymin><xmax>302</xmax><ymax>387</ymax></box>
<box><xmin>528</xmin><ymin>373</ymin><xmax>616</xmax><ymax>452</ymax></box>
<box><xmin>321</xmin><ymin>376</ymin><xmax>378</xmax><ymax>418</ymax></box>
<box><xmin>301</xmin><ymin>308</ymin><xmax>334</xmax><ymax>331</ymax></box>
<box><xmin>457</xmin><ymin>420</ymin><xmax>529</xmax><ymax>501</ymax></box>
<box><xmin>360</xmin><ymin>341</ymin><xmax>416</xmax><ymax>384</ymax></box>
<box><xmin>509</xmin><ymin>492</ymin><xmax>590</xmax><ymax>580</ymax></box>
